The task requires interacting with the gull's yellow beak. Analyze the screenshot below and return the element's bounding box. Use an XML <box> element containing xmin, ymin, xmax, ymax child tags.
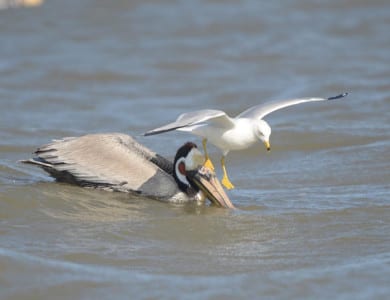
<box><xmin>264</xmin><ymin>140</ymin><xmax>271</xmax><ymax>152</ymax></box>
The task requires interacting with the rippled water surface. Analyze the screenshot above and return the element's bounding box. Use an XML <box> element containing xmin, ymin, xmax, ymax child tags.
<box><xmin>1</xmin><ymin>1</ymin><xmax>389</xmax><ymax>299</ymax></box>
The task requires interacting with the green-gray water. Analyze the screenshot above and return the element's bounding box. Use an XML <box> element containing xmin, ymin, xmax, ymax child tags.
<box><xmin>1</xmin><ymin>1</ymin><xmax>389</xmax><ymax>299</ymax></box>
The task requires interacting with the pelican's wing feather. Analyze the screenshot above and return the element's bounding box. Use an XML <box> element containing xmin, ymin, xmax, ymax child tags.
<box><xmin>21</xmin><ymin>133</ymin><xmax>180</xmax><ymax>199</ymax></box>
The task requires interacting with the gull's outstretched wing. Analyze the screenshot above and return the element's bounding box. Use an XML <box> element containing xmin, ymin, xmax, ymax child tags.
<box><xmin>144</xmin><ymin>109</ymin><xmax>235</xmax><ymax>136</ymax></box>
<box><xmin>237</xmin><ymin>93</ymin><xmax>348</xmax><ymax>120</ymax></box>
<box><xmin>21</xmin><ymin>133</ymin><xmax>181</xmax><ymax>199</ymax></box>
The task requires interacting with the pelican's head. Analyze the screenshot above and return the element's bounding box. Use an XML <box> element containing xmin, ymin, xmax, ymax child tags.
<box><xmin>255</xmin><ymin>120</ymin><xmax>271</xmax><ymax>152</ymax></box>
<box><xmin>173</xmin><ymin>142</ymin><xmax>234</xmax><ymax>208</ymax></box>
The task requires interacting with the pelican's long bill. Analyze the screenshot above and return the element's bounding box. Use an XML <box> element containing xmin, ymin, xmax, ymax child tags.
<box><xmin>187</xmin><ymin>166</ymin><xmax>235</xmax><ymax>209</ymax></box>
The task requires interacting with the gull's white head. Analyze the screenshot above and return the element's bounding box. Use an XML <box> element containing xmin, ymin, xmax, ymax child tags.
<box><xmin>255</xmin><ymin>120</ymin><xmax>271</xmax><ymax>151</ymax></box>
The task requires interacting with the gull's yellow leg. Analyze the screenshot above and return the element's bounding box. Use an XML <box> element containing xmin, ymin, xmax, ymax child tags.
<box><xmin>221</xmin><ymin>156</ymin><xmax>234</xmax><ymax>190</ymax></box>
<box><xmin>202</xmin><ymin>138</ymin><xmax>215</xmax><ymax>170</ymax></box>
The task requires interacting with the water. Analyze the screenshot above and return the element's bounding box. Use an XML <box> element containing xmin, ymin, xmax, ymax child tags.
<box><xmin>1</xmin><ymin>1</ymin><xmax>389</xmax><ymax>299</ymax></box>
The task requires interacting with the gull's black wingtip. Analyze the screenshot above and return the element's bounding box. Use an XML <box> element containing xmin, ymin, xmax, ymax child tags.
<box><xmin>143</xmin><ymin>126</ymin><xmax>184</xmax><ymax>136</ymax></box>
<box><xmin>327</xmin><ymin>92</ymin><xmax>348</xmax><ymax>101</ymax></box>
<box><xmin>144</xmin><ymin>131</ymin><xmax>162</xmax><ymax>136</ymax></box>
<box><xmin>144</xmin><ymin>129</ymin><xmax>170</xmax><ymax>136</ymax></box>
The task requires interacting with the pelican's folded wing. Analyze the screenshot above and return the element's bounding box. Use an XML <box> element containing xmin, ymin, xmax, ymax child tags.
<box><xmin>21</xmin><ymin>133</ymin><xmax>181</xmax><ymax>200</ymax></box>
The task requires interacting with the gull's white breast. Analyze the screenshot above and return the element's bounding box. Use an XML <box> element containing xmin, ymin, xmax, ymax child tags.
<box><xmin>185</xmin><ymin>118</ymin><xmax>259</xmax><ymax>152</ymax></box>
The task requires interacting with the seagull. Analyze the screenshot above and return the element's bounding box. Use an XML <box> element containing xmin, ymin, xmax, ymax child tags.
<box><xmin>21</xmin><ymin>133</ymin><xmax>234</xmax><ymax>208</ymax></box>
<box><xmin>144</xmin><ymin>93</ymin><xmax>348</xmax><ymax>189</ymax></box>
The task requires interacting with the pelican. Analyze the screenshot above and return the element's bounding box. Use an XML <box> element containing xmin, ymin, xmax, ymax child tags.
<box><xmin>21</xmin><ymin>133</ymin><xmax>234</xmax><ymax>208</ymax></box>
<box><xmin>144</xmin><ymin>93</ymin><xmax>348</xmax><ymax>189</ymax></box>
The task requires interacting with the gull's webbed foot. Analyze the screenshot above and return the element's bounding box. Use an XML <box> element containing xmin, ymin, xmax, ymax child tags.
<box><xmin>221</xmin><ymin>174</ymin><xmax>235</xmax><ymax>190</ymax></box>
<box><xmin>203</xmin><ymin>158</ymin><xmax>215</xmax><ymax>171</ymax></box>
<box><xmin>220</xmin><ymin>155</ymin><xmax>234</xmax><ymax>189</ymax></box>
